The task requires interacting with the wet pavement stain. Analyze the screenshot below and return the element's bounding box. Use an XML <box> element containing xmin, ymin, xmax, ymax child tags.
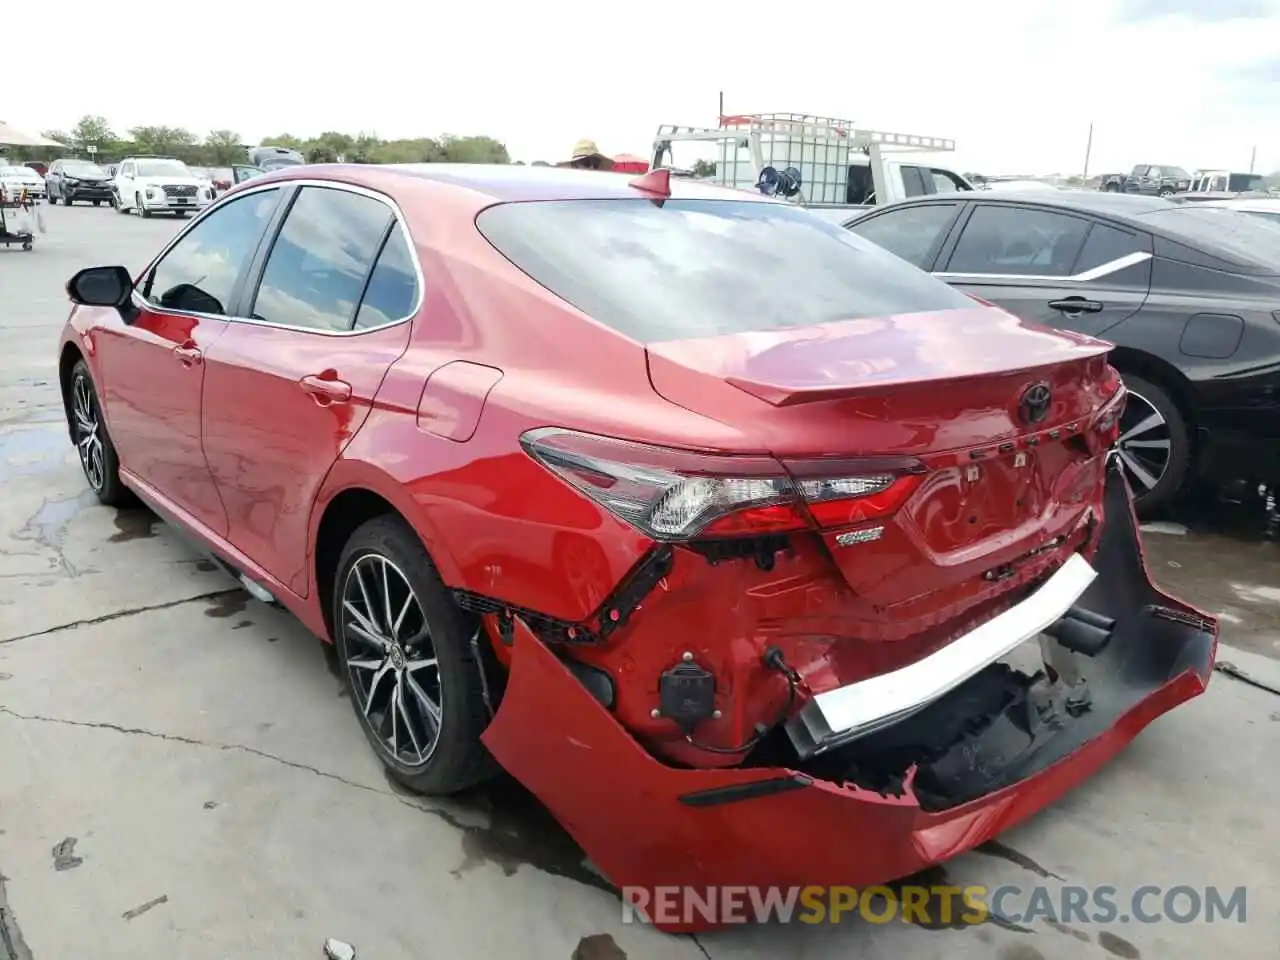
<box><xmin>121</xmin><ymin>895</ymin><xmax>168</xmax><ymax>921</ymax></box>
<box><xmin>572</xmin><ymin>934</ymin><xmax>627</xmax><ymax>960</ymax></box>
<box><xmin>194</xmin><ymin>559</ymin><xmax>217</xmax><ymax>572</ymax></box>
<box><xmin>108</xmin><ymin>509</ymin><xmax>159</xmax><ymax>543</ymax></box>
<box><xmin>974</xmin><ymin>840</ymin><xmax>1064</xmax><ymax>880</ymax></box>
<box><xmin>0</xmin><ymin>675</ymin><xmax>10</xmax><ymax>682</ymax></box>
<box><xmin>51</xmin><ymin>837</ymin><xmax>83</xmax><ymax>871</ymax></box>
<box><xmin>1142</xmin><ymin>486</ymin><xmax>1280</xmax><ymax>660</ymax></box>
<box><xmin>203</xmin><ymin>801</ymin><xmax>218</xmax><ymax>810</ymax></box>
<box><xmin>998</xmin><ymin>945</ymin><xmax>1046</xmax><ymax>960</ymax></box>
<box><xmin>888</xmin><ymin>865</ymin><xmax>1033</xmax><ymax>933</ymax></box>
<box><xmin>1098</xmin><ymin>930</ymin><xmax>1141</xmax><ymax>958</ymax></box>
<box><xmin>383</xmin><ymin>770</ymin><xmax>614</xmax><ymax>895</ymax></box>
<box><xmin>0</xmin><ymin>423</ymin><xmax>72</xmax><ymax>481</ymax></box>
<box><xmin>15</xmin><ymin>489</ymin><xmax>98</xmax><ymax>576</ymax></box>
<box><xmin>204</xmin><ymin>592</ymin><xmax>248</xmax><ymax>619</ymax></box>
<box><xmin>1046</xmin><ymin>919</ymin><xmax>1091</xmax><ymax>942</ymax></box>
<box><xmin>0</xmin><ymin>870</ymin><xmax>34</xmax><ymax>960</ymax></box>
<box><xmin>231</xmin><ymin>620</ymin><xmax>254</xmax><ymax>630</ymax></box>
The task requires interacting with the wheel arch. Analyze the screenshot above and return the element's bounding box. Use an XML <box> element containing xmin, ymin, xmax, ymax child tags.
<box><xmin>58</xmin><ymin>341</ymin><xmax>86</xmax><ymax>443</ymax></box>
<box><xmin>1106</xmin><ymin>347</ymin><xmax>1198</xmax><ymax>429</ymax></box>
<box><xmin>310</xmin><ymin>462</ymin><xmax>464</xmax><ymax>644</ymax></box>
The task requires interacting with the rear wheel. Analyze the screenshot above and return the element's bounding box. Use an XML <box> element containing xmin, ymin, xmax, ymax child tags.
<box><xmin>1115</xmin><ymin>374</ymin><xmax>1190</xmax><ymax>516</ymax></box>
<box><xmin>64</xmin><ymin>196</ymin><xmax>73</xmax><ymax>206</ymax></box>
<box><xmin>92</xmin><ymin>199</ymin><xmax>101</xmax><ymax>207</ymax></box>
<box><xmin>333</xmin><ymin>515</ymin><xmax>497</xmax><ymax>795</ymax></box>
<box><xmin>68</xmin><ymin>359</ymin><xmax>132</xmax><ymax>506</ymax></box>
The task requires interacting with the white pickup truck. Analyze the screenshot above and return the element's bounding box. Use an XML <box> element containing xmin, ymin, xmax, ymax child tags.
<box><xmin>651</xmin><ymin>112</ymin><xmax>975</xmax><ymax>222</ymax></box>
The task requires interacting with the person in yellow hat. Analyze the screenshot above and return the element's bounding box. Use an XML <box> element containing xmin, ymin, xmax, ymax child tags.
<box><xmin>560</xmin><ymin>139</ymin><xmax>614</xmax><ymax>171</ymax></box>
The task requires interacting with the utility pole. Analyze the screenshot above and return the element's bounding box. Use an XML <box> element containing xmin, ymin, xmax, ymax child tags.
<box><xmin>1249</xmin><ymin>145</ymin><xmax>1257</xmax><ymax>174</ymax></box>
<box><xmin>1082</xmin><ymin>121</ymin><xmax>1094</xmax><ymax>181</ymax></box>
<box><xmin>718</xmin><ymin>90</ymin><xmax>724</xmax><ymax>122</ymax></box>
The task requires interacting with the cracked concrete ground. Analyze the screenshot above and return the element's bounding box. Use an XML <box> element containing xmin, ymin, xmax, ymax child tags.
<box><xmin>2</xmin><ymin>205</ymin><xmax>1279</xmax><ymax>960</ymax></box>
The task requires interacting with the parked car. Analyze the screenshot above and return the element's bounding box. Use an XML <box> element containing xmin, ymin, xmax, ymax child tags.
<box><xmin>1099</xmin><ymin>164</ymin><xmax>1192</xmax><ymax>197</ymax></box>
<box><xmin>1195</xmin><ymin>195</ymin><xmax>1280</xmax><ymax>223</ymax></box>
<box><xmin>23</xmin><ymin>160</ymin><xmax>48</xmax><ymax>177</ymax></box>
<box><xmin>0</xmin><ymin>163</ymin><xmax>47</xmax><ymax>201</ymax></box>
<box><xmin>56</xmin><ymin>165</ymin><xmax>1215</xmax><ymax>932</ymax></box>
<box><xmin>46</xmin><ymin>158</ymin><xmax>114</xmax><ymax>205</ymax></box>
<box><xmin>110</xmin><ymin>156</ymin><xmax>214</xmax><ymax>218</ymax></box>
<box><xmin>843</xmin><ymin>192</ymin><xmax>1280</xmax><ymax>513</ymax></box>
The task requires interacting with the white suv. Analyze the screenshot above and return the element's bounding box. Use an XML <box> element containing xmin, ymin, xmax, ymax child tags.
<box><xmin>112</xmin><ymin>156</ymin><xmax>214</xmax><ymax>218</ymax></box>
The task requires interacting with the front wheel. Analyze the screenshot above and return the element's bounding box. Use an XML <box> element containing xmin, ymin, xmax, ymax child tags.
<box><xmin>334</xmin><ymin>515</ymin><xmax>498</xmax><ymax>795</ymax></box>
<box><xmin>137</xmin><ymin>193</ymin><xmax>152</xmax><ymax>218</ymax></box>
<box><xmin>68</xmin><ymin>359</ymin><xmax>133</xmax><ymax>506</ymax></box>
<box><xmin>1115</xmin><ymin>374</ymin><xmax>1190</xmax><ymax>516</ymax></box>
<box><xmin>92</xmin><ymin>199</ymin><xmax>101</xmax><ymax>207</ymax></box>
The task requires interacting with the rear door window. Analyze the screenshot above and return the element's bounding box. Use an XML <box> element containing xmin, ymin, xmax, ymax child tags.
<box><xmin>354</xmin><ymin>223</ymin><xmax>420</xmax><ymax>329</ymax></box>
<box><xmin>846</xmin><ymin>202</ymin><xmax>959</xmax><ymax>269</ymax></box>
<box><xmin>476</xmin><ymin>198</ymin><xmax>973</xmax><ymax>343</ymax></box>
<box><xmin>944</xmin><ymin>205</ymin><xmax>1089</xmax><ymax>277</ymax></box>
<box><xmin>1070</xmin><ymin>222</ymin><xmax>1149</xmax><ymax>275</ymax></box>
<box><xmin>249</xmin><ymin>186</ymin><xmax>394</xmax><ymax>332</ymax></box>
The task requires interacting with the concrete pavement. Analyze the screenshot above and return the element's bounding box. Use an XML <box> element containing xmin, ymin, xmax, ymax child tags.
<box><xmin>1</xmin><ymin>202</ymin><xmax>1277</xmax><ymax>960</ymax></box>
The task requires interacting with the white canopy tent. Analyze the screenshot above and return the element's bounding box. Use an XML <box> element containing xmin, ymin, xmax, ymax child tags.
<box><xmin>0</xmin><ymin>121</ymin><xmax>67</xmax><ymax>148</ymax></box>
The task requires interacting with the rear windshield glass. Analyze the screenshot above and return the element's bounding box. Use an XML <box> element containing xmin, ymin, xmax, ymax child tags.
<box><xmin>476</xmin><ymin>198</ymin><xmax>974</xmax><ymax>343</ymax></box>
<box><xmin>1138</xmin><ymin>206</ymin><xmax>1280</xmax><ymax>270</ymax></box>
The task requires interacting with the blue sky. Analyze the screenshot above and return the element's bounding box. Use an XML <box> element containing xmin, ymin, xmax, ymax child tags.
<box><xmin>8</xmin><ymin>0</ymin><xmax>1280</xmax><ymax>175</ymax></box>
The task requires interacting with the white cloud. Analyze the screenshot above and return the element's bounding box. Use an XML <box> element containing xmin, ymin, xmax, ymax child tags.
<box><xmin>5</xmin><ymin>0</ymin><xmax>1280</xmax><ymax>176</ymax></box>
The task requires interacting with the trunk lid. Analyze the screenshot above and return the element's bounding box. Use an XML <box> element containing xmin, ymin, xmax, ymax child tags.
<box><xmin>647</xmin><ymin>307</ymin><xmax>1117</xmax><ymax>623</ymax></box>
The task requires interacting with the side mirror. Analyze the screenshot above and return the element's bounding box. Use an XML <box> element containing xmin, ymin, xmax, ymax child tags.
<box><xmin>67</xmin><ymin>265</ymin><xmax>134</xmax><ymax>309</ymax></box>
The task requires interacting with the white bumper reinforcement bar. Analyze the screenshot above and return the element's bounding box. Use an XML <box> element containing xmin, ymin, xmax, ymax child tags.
<box><xmin>785</xmin><ymin>553</ymin><xmax>1098</xmax><ymax>759</ymax></box>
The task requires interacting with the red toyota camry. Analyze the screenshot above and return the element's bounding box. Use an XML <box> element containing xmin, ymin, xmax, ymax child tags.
<box><xmin>56</xmin><ymin>163</ymin><xmax>1216</xmax><ymax>931</ymax></box>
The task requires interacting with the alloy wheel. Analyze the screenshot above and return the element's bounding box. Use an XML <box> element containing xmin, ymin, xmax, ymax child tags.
<box><xmin>72</xmin><ymin>373</ymin><xmax>106</xmax><ymax>491</ymax></box>
<box><xmin>340</xmin><ymin>553</ymin><xmax>443</xmax><ymax>767</ymax></box>
<box><xmin>1114</xmin><ymin>391</ymin><xmax>1171</xmax><ymax>494</ymax></box>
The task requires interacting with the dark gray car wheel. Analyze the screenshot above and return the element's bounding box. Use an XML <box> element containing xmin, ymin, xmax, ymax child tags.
<box><xmin>333</xmin><ymin>515</ymin><xmax>498</xmax><ymax>795</ymax></box>
<box><xmin>1115</xmin><ymin>374</ymin><xmax>1190</xmax><ymax>516</ymax></box>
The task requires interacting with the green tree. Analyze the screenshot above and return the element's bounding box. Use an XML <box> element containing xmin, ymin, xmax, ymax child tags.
<box><xmin>439</xmin><ymin>135</ymin><xmax>509</xmax><ymax>164</ymax></box>
<box><xmin>129</xmin><ymin>125</ymin><xmax>198</xmax><ymax>157</ymax></box>
<box><xmin>71</xmin><ymin>115</ymin><xmax>115</xmax><ymax>148</ymax></box>
<box><xmin>690</xmin><ymin>158</ymin><xmax>717</xmax><ymax>178</ymax></box>
<box><xmin>258</xmin><ymin>133</ymin><xmax>306</xmax><ymax>151</ymax></box>
<box><xmin>203</xmin><ymin>129</ymin><xmax>244</xmax><ymax>165</ymax></box>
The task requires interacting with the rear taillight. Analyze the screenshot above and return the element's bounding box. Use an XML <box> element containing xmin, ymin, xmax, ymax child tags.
<box><xmin>1091</xmin><ymin>385</ymin><xmax>1127</xmax><ymax>447</ymax></box>
<box><xmin>521</xmin><ymin>428</ymin><xmax>923</xmax><ymax>541</ymax></box>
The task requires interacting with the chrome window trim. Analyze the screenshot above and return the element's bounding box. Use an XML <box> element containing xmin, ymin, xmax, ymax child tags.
<box><xmin>934</xmin><ymin>250</ymin><xmax>1153</xmax><ymax>284</ymax></box>
<box><xmin>130</xmin><ymin>178</ymin><xmax>425</xmax><ymax>338</ymax></box>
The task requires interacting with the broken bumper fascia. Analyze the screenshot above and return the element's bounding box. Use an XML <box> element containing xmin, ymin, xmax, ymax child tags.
<box><xmin>479</xmin><ymin>456</ymin><xmax>1218</xmax><ymax>933</ymax></box>
<box><xmin>786</xmin><ymin>551</ymin><xmax>1099</xmax><ymax>759</ymax></box>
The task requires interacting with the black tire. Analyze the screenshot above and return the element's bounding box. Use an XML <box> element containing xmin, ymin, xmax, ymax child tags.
<box><xmin>1104</xmin><ymin>182</ymin><xmax>1119</xmax><ymax>193</ymax></box>
<box><xmin>64</xmin><ymin>196</ymin><xmax>73</xmax><ymax>206</ymax></box>
<box><xmin>92</xmin><ymin>199</ymin><xmax>101</xmax><ymax>207</ymax></box>
<box><xmin>137</xmin><ymin>193</ymin><xmax>152</xmax><ymax>218</ymax></box>
<box><xmin>113</xmin><ymin>192</ymin><xmax>127</xmax><ymax>214</ymax></box>
<box><xmin>1116</xmin><ymin>373</ymin><xmax>1190</xmax><ymax>516</ymax></box>
<box><xmin>1158</xmin><ymin>187</ymin><xmax>1175</xmax><ymax>198</ymax></box>
<box><xmin>333</xmin><ymin>515</ymin><xmax>498</xmax><ymax>795</ymax></box>
<box><xmin>68</xmin><ymin>359</ymin><xmax>133</xmax><ymax>506</ymax></box>
<box><xmin>174</xmin><ymin>210</ymin><xmax>187</xmax><ymax>218</ymax></box>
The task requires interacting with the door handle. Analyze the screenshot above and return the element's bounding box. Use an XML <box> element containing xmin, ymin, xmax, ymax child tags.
<box><xmin>173</xmin><ymin>342</ymin><xmax>202</xmax><ymax>365</ymax></box>
<box><xmin>1048</xmin><ymin>298</ymin><xmax>1104</xmax><ymax>315</ymax></box>
<box><xmin>300</xmin><ymin>374</ymin><xmax>352</xmax><ymax>404</ymax></box>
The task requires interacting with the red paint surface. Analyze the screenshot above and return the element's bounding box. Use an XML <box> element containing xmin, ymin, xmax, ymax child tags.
<box><xmin>56</xmin><ymin>165</ymin><xmax>1213</xmax><ymax>916</ymax></box>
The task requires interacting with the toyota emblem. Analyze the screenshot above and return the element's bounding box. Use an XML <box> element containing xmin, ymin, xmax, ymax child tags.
<box><xmin>1018</xmin><ymin>382</ymin><xmax>1052</xmax><ymax>425</ymax></box>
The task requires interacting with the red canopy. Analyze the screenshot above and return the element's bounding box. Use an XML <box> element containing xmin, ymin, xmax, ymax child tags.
<box><xmin>611</xmin><ymin>153</ymin><xmax>649</xmax><ymax>174</ymax></box>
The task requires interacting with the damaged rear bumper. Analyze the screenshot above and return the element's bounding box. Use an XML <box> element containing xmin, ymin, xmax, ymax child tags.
<box><xmin>480</xmin><ymin>457</ymin><xmax>1217</xmax><ymax>933</ymax></box>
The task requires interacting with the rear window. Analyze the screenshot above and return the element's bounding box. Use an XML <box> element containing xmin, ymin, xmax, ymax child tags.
<box><xmin>1138</xmin><ymin>206</ymin><xmax>1280</xmax><ymax>271</ymax></box>
<box><xmin>476</xmin><ymin>199</ymin><xmax>974</xmax><ymax>343</ymax></box>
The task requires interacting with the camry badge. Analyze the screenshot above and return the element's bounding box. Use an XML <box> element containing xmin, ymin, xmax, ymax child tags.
<box><xmin>1018</xmin><ymin>382</ymin><xmax>1052</xmax><ymax>425</ymax></box>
